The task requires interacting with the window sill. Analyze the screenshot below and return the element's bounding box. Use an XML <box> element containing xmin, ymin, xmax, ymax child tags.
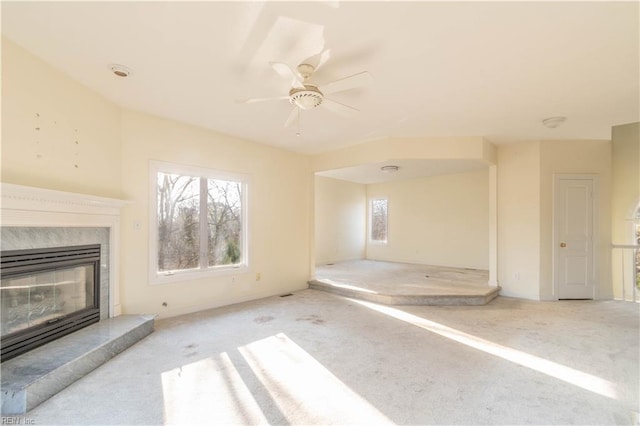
<box><xmin>150</xmin><ymin>264</ymin><xmax>249</xmax><ymax>285</ymax></box>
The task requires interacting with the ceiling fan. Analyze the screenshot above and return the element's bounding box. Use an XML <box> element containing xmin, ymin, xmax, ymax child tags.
<box><xmin>238</xmin><ymin>50</ymin><xmax>373</xmax><ymax>129</ymax></box>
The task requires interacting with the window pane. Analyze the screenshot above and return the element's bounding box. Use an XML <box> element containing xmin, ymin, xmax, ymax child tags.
<box><xmin>157</xmin><ymin>173</ymin><xmax>200</xmax><ymax>272</ymax></box>
<box><xmin>207</xmin><ymin>179</ymin><xmax>243</xmax><ymax>266</ymax></box>
<box><xmin>371</xmin><ymin>199</ymin><xmax>388</xmax><ymax>242</ymax></box>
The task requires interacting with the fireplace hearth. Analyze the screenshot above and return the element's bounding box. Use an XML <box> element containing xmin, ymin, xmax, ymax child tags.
<box><xmin>1</xmin><ymin>244</ymin><xmax>101</xmax><ymax>361</ymax></box>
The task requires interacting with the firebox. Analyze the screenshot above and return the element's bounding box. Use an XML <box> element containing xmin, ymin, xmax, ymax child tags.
<box><xmin>1</xmin><ymin>244</ymin><xmax>101</xmax><ymax>361</ymax></box>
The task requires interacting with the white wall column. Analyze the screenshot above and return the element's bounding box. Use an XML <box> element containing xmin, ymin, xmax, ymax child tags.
<box><xmin>489</xmin><ymin>165</ymin><xmax>499</xmax><ymax>286</ymax></box>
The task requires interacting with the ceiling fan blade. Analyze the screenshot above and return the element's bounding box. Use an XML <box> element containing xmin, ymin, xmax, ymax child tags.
<box><xmin>319</xmin><ymin>71</ymin><xmax>373</xmax><ymax>95</ymax></box>
<box><xmin>321</xmin><ymin>98</ymin><xmax>359</xmax><ymax>117</ymax></box>
<box><xmin>270</xmin><ymin>62</ymin><xmax>305</xmax><ymax>89</ymax></box>
<box><xmin>236</xmin><ymin>95</ymin><xmax>289</xmax><ymax>104</ymax></box>
<box><xmin>284</xmin><ymin>106</ymin><xmax>299</xmax><ymax>128</ymax></box>
<box><xmin>301</xmin><ymin>49</ymin><xmax>331</xmax><ymax>72</ymax></box>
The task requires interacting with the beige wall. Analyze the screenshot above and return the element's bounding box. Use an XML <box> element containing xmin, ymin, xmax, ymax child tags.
<box><xmin>2</xmin><ymin>35</ymin><xmax>625</xmax><ymax>311</ymax></box>
<box><xmin>497</xmin><ymin>142</ymin><xmax>542</xmax><ymax>299</ymax></box>
<box><xmin>120</xmin><ymin>110</ymin><xmax>311</xmax><ymax>317</ymax></box>
<box><xmin>314</xmin><ymin>176</ymin><xmax>366</xmax><ymax>265</ymax></box>
<box><xmin>311</xmin><ymin>137</ymin><xmax>494</xmax><ymax>173</ymax></box>
<box><xmin>366</xmin><ymin>169</ymin><xmax>489</xmax><ymax>270</ymax></box>
<box><xmin>2</xmin><ymin>37</ymin><xmax>312</xmax><ymax>319</ymax></box>
<box><xmin>1</xmin><ymin>38</ymin><xmax>122</xmax><ymax>198</ymax></box>
<box><xmin>497</xmin><ymin>140</ymin><xmax>613</xmax><ymax>300</ymax></box>
<box><xmin>611</xmin><ymin>123</ymin><xmax>640</xmax><ymax>299</ymax></box>
<box><xmin>311</xmin><ymin>136</ymin><xmax>497</xmax><ymax>281</ymax></box>
<box><xmin>539</xmin><ymin>140</ymin><xmax>612</xmax><ymax>300</ymax></box>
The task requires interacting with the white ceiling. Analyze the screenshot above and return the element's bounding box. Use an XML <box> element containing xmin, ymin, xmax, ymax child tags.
<box><xmin>317</xmin><ymin>158</ymin><xmax>489</xmax><ymax>184</ymax></box>
<box><xmin>2</xmin><ymin>1</ymin><xmax>638</xmax><ymax>161</ymax></box>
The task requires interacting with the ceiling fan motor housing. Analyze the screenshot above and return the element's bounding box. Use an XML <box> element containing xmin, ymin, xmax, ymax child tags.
<box><xmin>297</xmin><ymin>63</ymin><xmax>315</xmax><ymax>80</ymax></box>
<box><xmin>289</xmin><ymin>85</ymin><xmax>323</xmax><ymax>109</ymax></box>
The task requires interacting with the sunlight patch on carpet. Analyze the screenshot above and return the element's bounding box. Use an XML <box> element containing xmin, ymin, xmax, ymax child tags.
<box><xmin>161</xmin><ymin>352</ymin><xmax>268</xmax><ymax>424</ymax></box>
<box><xmin>239</xmin><ymin>333</ymin><xmax>393</xmax><ymax>425</ymax></box>
<box><xmin>353</xmin><ymin>299</ymin><xmax>618</xmax><ymax>400</ymax></box>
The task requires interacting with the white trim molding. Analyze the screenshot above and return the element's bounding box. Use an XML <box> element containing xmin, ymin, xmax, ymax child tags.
<box><xmin>1</xmin><ymin>183</ymin><xmax>130</xmax><ymax>317</ymax></box>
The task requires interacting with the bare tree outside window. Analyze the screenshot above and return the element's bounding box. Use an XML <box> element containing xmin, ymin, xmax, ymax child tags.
<box><xmin>157</xmin><ymin>173</ymin><xmax>200</xmax><ymax>272</ymax></box>
<box><xmin>371</xmin><ymin>199</ymin><xmax>388</xmax><ymax>243</ymax></box>
<box><xmin>208</xmin><ymin>179</ymin><xmax>242</xmax><ymax>266</ymax></box>
<box><xmin>156</xmin><ymin>171</ymin><xmax>245</xmax><ymax>274</ymax></box>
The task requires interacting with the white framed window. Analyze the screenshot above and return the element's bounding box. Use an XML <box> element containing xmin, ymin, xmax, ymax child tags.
<box><xmin>149</xmin><ymin>161</ymin><xmax>249</xmax><ymax>284</ymax></box>
<box><xmin>369</xmin><ymin>198</ymin><xmax>388</xmax><ymax>244</ymax></box>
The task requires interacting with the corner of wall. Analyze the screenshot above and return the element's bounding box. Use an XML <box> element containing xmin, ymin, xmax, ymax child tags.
<box><xmin>482</xmin><ymin>138</ymin><xmax>498</xmax><ymax>165</ymax></box>
<box><xmin>496</xmin><ymin>141</ymin><xmax>542</xmax><ymax>300</ymax></box>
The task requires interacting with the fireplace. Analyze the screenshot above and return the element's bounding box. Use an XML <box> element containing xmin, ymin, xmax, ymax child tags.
<box><xmin>1</xmin><ymin>244</ymin><xmax>101</xmax><ymax>361</ymax></box>
<box><xmin>0</xmin><ymin>183</ymin><xmax>128</xmax><ymax>363</ymax></box>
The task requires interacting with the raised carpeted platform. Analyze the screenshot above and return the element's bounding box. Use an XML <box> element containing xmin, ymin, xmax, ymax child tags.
<box><xmin>310</xmin><ymin>260</ymin><xmax>500</xmax><ymax>305</ymax></box>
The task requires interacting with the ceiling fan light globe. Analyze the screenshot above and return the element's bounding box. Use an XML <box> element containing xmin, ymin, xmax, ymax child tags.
<box><xmin>289</xmin><ymin>88</ymin><xmax>323</xmax><ymax>110</ymax></box>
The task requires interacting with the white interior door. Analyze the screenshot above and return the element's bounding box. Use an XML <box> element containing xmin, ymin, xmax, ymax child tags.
<box><xmin>554</xmin><ymin>176</ymin><xmax>595</xmax><ymax>299</ymax></box>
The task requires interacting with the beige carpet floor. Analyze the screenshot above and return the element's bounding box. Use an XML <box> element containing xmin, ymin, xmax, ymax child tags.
<box><xmin>24</xmin><ymin>289</ymin><xmax>639</xmax><ymax>425</ymax></box>
<box><xmin>315</xmin><ymin>260</ymin><xmax>492</xmax><ymax>295</ymax></box>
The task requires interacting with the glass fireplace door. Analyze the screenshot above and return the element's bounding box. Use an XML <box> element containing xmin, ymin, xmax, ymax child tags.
<box><xmin>1</xmin><ymin>265</ymin><xmax>95</xmax><ymax>338</ymax></box>
<box><xmin>0</xmin><ymin>244</ymin><xmax>101</xmax><ymax>361</ymax></box>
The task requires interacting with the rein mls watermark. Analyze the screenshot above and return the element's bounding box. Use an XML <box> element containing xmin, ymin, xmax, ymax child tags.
<box><xmin>1</xmin><ymin>417</ymin><xmax>35</xmax><ymax>425</ymax></box>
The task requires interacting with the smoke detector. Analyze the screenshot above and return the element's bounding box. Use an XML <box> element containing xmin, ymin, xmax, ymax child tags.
<box><xmin>109</xmin><ymin>64</ymin><xmax>131</xmax><ymax>78</ymax></box>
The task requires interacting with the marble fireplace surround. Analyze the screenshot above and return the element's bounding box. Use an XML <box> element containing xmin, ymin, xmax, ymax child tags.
<box><xmin>1</xmin><ymin>183</ymin><xmax>129</xmax><ymax>317</ymax></box>
<box><xmin>0</xmin><ymin>184</ymin><xmax>158</xmax><ymax>415</ymax></box>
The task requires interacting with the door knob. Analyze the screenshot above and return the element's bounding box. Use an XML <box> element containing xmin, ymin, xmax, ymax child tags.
<box><xmin>560</xmin><ymin>242</ymin><xmax>567</xmax><ymax>248</ymax></box>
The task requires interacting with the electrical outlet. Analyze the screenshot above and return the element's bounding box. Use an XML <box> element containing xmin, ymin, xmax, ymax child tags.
<box><xmin>513</xmin><ymin>272</ymin><xmax>520</xmax><ymax>280</ymax></box>
<box><xmin>256</xmin><ymin>272</ymin><xmax>261</xmax><ymax>281</ymax></box>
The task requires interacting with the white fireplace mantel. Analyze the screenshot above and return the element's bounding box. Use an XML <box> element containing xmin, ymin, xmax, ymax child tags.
<box><xmin>1</xmin><ymin>183</ymin><xmax>131</xmax><ymax>317</ymax></box>
<box><xmin>1</xmin><ymin>183</ymin><xmax>130</xmax><ymax>217</ymax></box>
